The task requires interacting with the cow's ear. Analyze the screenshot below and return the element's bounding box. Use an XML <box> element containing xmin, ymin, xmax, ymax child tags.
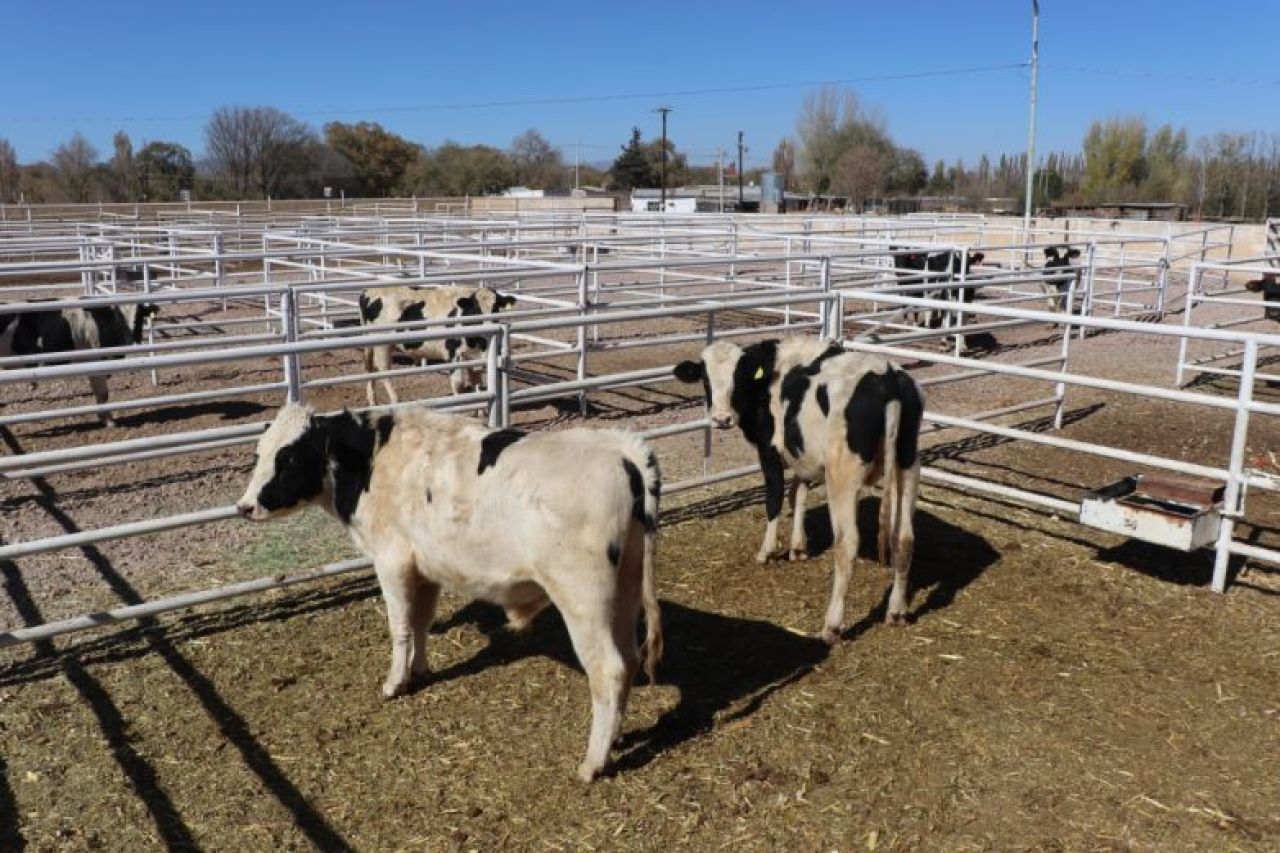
<box><xmin>1245</xmin><ymin>278</ymin><xmax>1264</xmax><ymax>292</ymax></box>
<box><xmin>673</xmin><ymin>360</ymin><xmax>704</xmax><ymax>383</ymax></box>
<box><xmin>495</xmin><ymin>293</ymin><xmax>517</xmax><ymax>311</ymax></box>
<box><xmin>970</xmin><ymin>252</ymin><xmax>984</xmax><ymax>266</ymax></box>
<box><xmin>1044</xmin><ymin>247</ymin><xmax>1059</xmax><ymax>260</ymax></box>
<box><xmin>1068</xmin><ymin>248</ymin><xmax>1081</xmax><ymax>259</ymax></box>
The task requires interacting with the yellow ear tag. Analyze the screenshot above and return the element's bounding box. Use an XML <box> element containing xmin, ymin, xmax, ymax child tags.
<box><xmin>753</xmin><ymin>366</ymin><xmax>766</xmax><ymax>381</ymax></box>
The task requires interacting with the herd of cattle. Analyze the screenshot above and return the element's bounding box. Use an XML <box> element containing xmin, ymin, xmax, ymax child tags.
<box><xmin>4</xmin><ymin>247</ymin><xmax>1280</xmax><ymax>780</ymax></box>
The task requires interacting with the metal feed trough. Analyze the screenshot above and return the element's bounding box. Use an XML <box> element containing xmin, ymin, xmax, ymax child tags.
<box><xmin>1</xmin><ymin>209</ymin><xmax>1276</xmax><ymax>655</ymax></box>
<box><xmin>1080</xmin><ymin>474</ymin><xmax>1224</xmax><ymax>551</ymax></box>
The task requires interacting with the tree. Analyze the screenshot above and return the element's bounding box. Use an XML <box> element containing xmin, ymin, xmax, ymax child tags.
<box><xmin>609</xmin><ymin>128</ymin><xmax>658</xmax><ymax>190</ymax></box>
<box><xmin>642</xmin><ymin>137</ymin><xmax>689</xmax><ymax>188</ymax></box>
<box><xmin>323</xmin><ymin>121</ymin><xmax>420</xmax><ymax>197</ymax></box>
<box><xmin>509</xmin><ymin>129</ymin><xmax>566</xmax><ymax>190</ymax></box>
<box><xmin>0</xmin><ymin>138</ymin><xmax>18</xmax><ymax>203</ymax></box>
<box><xmin>52</xmin><ymin>132</ymin><xmax>99</xmax><ymax>202</ymax></box>
<box><xmin>887</xmin><ymin>148</ymin><xmax>926</xmax><ymax>195</ymax></box>
<box><xmin>402</xmin><ymin>143</ymin><xmax>513</xmax><ymax>196</ymax></box>
<box><xmin>771</xmin><ymin>139</ymin><xmax>797</xmax><ymax>191</ymax></box>
<box><xmin>135</xmin><ymin>141</ymin><xmax>194</xmax><ymax>201</ymax></box>
<box><xmin>1081</xmin><ymin>118</ymin><xmax>1148</xmax><ymax>201</ymax></box>
<box><xmin>204</xmin><ymin>106</ymin><xmax>317</xmax><ymax>198</ymax></box>
<box><xmin>109</xmin><ymin>130</ymin><xmax>140</xmax><ymax>202</ymax></box>
<box><xmin>796</xmin><ymin>86</ymin><xmax>896</xmax><ymax>198</ymax></box>
<box><xmin>836</xmin><ymin>144</ymin><xmax>890</xmax><ymax>210</ymax></box>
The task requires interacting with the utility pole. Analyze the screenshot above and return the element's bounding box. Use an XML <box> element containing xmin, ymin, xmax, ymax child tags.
<box><xmin>574</xmin><ymin>139</ymin><xmax>580</xmax><ymax>192</ymax></box>
<box><xmin>716</xmin><ymin>148</ymin><xmax>726</xmax><ymax>213</ymax></box>
<box><xmin>737</xmin><ymin>130</ymin><xmax>746</xmax><ymax>210</ymax></box>
<box><xmin>1021</xmin><ymin>0</ymin><xmax>1040</xmax><ymax>241</ymax></box>
<box><xmin>656</xmin><ymin>106</ymin><xmax>672</xmax><ymax>209</ymax></box>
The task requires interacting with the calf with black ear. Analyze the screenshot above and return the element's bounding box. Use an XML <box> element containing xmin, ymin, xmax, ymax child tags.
<box><xmin>673</xmin><ymin>359</ymin><xmax>704</xmax><ymax>384</ymax></box>
<box><xmin>1244</xmin><ymin>273</ymin><xmax>1280</xmax><ymax>322</ymax></box>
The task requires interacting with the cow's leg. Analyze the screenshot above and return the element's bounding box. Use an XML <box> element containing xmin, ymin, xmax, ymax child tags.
<box><xmin>364</xmin><ymin>347</ymin><xmax>380</xmax><ymax>407</ymax></box>
<box><xmin>448</xmin><ymin>367</ymin><xmax>469</xmax><ymax>395</ymax></box>
<box><xmin>821</xmin><ymin>447</ymin><xmax>870</xmax><ymax>645</ymax></box>
<box><xmin>88</xmin><ymin>375</ymin><xmax>114</xmax><ymax>426</ymax></box>
<box><xmin>788</xmin><ymin>479</ymin><xmax>809</xmax><ymax>561</ymax></box>
<box><xmin>374</xmin><ymin>556</ymin><xmax>421</xmax><ymax>698</ymax></box>
<box><xmin>409</xmin><ymin>576</ymin><xmax>441</xmax><ymax>678</ymax></box>
<box><xmin>756</xmin><ymin>446</ymin><xmax>786</xmax><ymax>563</ymax></box>
<box><xmin>556</xmin><ymin>582</ymin><xmax>632</xmax><ymax>782</ymax></box>
<box><xmin>372</xmin><ymin>346</ymin><xmax>398</xmax><ymax>405</ymax></box>
<box><xmin>886</xmin><ymin>465</ymin><xmax>921</xmax><ymax>626</ymax></box>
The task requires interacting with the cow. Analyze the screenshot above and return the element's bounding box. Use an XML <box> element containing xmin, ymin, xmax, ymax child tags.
<box><xmin>1244</xmin><ymin>273</ymin><xmax>1280</xmax><ymax>322</ymax></box>
<box><xmin>674</xmin><ymin>336</ymin><xmax>924</xmax><ymax>641</ymax></box>
<box><xmin>357</xmin><ymin>284</ymin><xmax>517</xmax><ymax>405</ymax></box>
<box><xmin>1041</xmin><ymin>245</ymin><xmax>1083</xmax><ymax>312</ymax></box>
<box><xmin>235</xmin><ymin>403</ymin><xmax>662</xmax><ymax>782</ymax></box>
<box><xmin>0</xmin><ymin>300</ymin><xmax>160</xmax><ymax>426</ymax></box>
<box><xmin>890</xmin><ymin>248</ymin><xmax>990</xmax><ymax>350</ymax></box>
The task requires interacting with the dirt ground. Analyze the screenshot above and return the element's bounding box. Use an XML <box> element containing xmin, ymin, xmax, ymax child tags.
<box><xmin>2</xmin><ymin>268</ymin><xmax>1280</xmax><ymax>850</ymax></box>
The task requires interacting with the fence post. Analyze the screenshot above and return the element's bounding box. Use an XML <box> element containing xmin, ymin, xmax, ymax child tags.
<box><xmin>1155</xmin><ymin>237</ymin><xmax>1171</xmax><ymax>318</ymax></box>
<box><xmin>703</xmin><ymin>310</ymin><xmax>716</xmax><ymax>476</ymax></box>
<box><xmin>280</xmin><ymin>289</ymin><xmax>303</xmax><ymax>404</ymax></box>
<box><xmin>1211</xmin><ymin>339</ymin><xmax>1256</xmax><ymax>592</ymax></box>
<box><xmin>1175</xmin><ymin>264</ymin><xmax>1200</xmax><ymax>386</ymax></box>
<box><xmin>576</xmin><ymin>267</ymin><xmax>589</xmax><ymax>416</ymax></box>
<box><xmin>818</xmin><ymin>256</ymin><xmax>832</xmax><ymax>338</ymax></box>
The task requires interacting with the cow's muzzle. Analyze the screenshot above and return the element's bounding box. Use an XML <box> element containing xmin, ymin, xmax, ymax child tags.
<box><xmin>711</xmin><ymin>414</ymin><xmax>735</xmax><ymax>430</ymax></box>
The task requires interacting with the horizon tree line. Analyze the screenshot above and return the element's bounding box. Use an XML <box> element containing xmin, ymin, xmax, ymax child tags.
<box><xmin>1</xmin><ymin>92</ymin><xmax>1278</xmax><ymax>220</ymax></box>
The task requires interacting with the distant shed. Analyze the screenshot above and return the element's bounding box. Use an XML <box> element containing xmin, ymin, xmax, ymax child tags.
<box><xmin>1048</xmin><ymin>202</ymin><xmax>1188</xmax><ymax>221</ymax></box>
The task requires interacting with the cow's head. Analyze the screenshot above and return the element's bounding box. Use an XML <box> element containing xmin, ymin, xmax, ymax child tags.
<box><xmin>127</xmin><ymin>303</ymin><xmax>160</xmax><ymax>343</ymax></box>
<box><xmin>1245</xmin><ymin>273</ymin><xmax>1280</xmax><ymax>321</ymax></box>
<box><xmin>673</xmin><ymin>340</ymin><xmax>776</xmax><ymax>431</ymax></box>
<box><xmin>237</xmin><ymin>404</ymin><xmax>329</xmax><ymax>521</ymax></box>
<box><xmin>963</xmin><ymin>251</ymin><xmax>985</xmax><ymax>271</ymax></box>
<box><xmin>1044</xmin><ymin>245</ymin><xmax>1081</xmax><ymax>268</ymax></box>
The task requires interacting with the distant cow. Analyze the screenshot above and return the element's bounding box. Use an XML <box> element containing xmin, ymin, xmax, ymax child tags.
<box><xmin>0</xmin><ymin>300</ymin><xmax>160</xmax><ymax>426</ymax></box>
<box><xmin>358</xmin><ymin>285</ymin><xmax>516</xmax><ymax>404</ymax></box>
<box><xmin>891</xmin><ymin>248</ymin><xmax>990</xmax><ymax>350</ymax></box>
<box><xmin>674</xmin><ymin>336</ymin><xmax>924</xmax><ymax>640</ymax></box>
<box><xmin>236</xmin><ymin>404</ymin><xmax>662</xmax><ymax>782</ymax></box>
<box><xmin>1244</xmin><ymin>273</ymin><xmax>1280</xmax><ymax>322</ymax></box>
<box><xmin>1041</xmin><ymin>245</ymin><xmax>1083</xmax><ymax>312</ymax></box>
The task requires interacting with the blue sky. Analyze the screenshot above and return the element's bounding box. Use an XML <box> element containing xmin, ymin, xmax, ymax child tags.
<box><xmin>4</xmin><ymin>1</ymin><xmax>1278</xmax><ymax>168</ymax></box>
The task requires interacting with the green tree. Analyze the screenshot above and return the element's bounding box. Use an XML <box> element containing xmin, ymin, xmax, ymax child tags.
<box><xmin>609</xmin><ymin>128</ymin><xmax>658</xmax><ymax>190</ymax></box>
<box><xmin>403</xmin><ymin>143</ymin><xmax>513</xmax><ymax>196</ymax></box>
<box><xmin>323</xmin><ymin>121</ymin><xmax>420</xmax><ymax>197</ymax></box>
<box><xmin>135</xmin><ymin>141</ymin><xmax>195</xmax><ymax>201</ymax></box>
<box><xmin>1081</xmin><ymin>118</ymin><xmax>1148</xmax><ymax>201</ymax></box>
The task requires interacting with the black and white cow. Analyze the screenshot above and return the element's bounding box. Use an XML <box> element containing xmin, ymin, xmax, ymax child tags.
<box><xmin>236</xmin><ymin>403</ymin><xmax>662</xmax><ymax>782</ymax></box>
<box><xmin>0</xmin><ymin>300</ymin><xmax>160</xmax><ymax>426</ymax></box>
<box><xmin>1244</xmin><ymin>273</ymin><xmax>1280</xmax><ymax>322</ymax></box>
<box><xmin>674</xmin><ymin>336</ymin><xmax>924</xmax><ymax>640</ymax></box>
<box><xmin>358</xmin><ymin>284</ymin><xmax>517</xmax><ymax>404</ymax></box>
<box><xmin>1041</xmin><ymin>245</ymin><xmax>1084</xmax><ymax>312</ymax></box>
<box><xmin>891</xmin><ymin>248</ymin><xmax>991</xmax><ymax>350</ymax></box>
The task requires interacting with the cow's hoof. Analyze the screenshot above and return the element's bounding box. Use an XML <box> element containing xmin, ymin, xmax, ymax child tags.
<box><xmin>755</xmin><ymin>550</ymin><xmax>773</xmax><ymax>564</ymax></box>
<box><xmin>885</xmin><ymin>611</ymin><xmax>909</xmax><ymax>627</ymax></box>
<box><xmin>788</xmin><ymin>547</ymin><xmax>808</xmax><ymax>562</ymax></box>
<box><xmin>820</xmin><ymin>625</ymin><xmax>843</xmax><ymax>646</ymax></box>
<box><xmin>381</xmin><ymin>678</ymin><xmax>410</xmax><ymax>699</ymax></box>
<box><xmin>576</xmin><ymin>761</ymin><xmax>602</xmax><ymax>783</ymax></box>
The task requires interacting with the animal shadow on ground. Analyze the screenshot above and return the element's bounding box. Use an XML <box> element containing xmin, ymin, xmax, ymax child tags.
<box><xmin>25</xmin><ymin>400</ymin><xmax>267</xmax><ymax>438</ymax></box>
<box><xmin>429</xmin><ymin>599</ymin><xmax>831</xmax><ymax>776</ymax></box>
<box><xmin>798</xmin><ymin>495</ymin><xmax>1001</xmax><ymax>632</ymax></box>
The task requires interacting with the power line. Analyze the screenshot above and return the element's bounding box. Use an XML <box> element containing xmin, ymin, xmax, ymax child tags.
<box><xmin>0</xmin><ymin>63</ymin><xmax>1029</xmax><ymax>124</ymax></box>
<box><xmin>1046</xmin><ymin>64</ymin><xmax>1280</xmax><ymax>88</ymax></box>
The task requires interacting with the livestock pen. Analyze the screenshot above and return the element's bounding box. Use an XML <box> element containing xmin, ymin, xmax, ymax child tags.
<box><xmin>2</xmin><ymin>212</ymin><xmax>1277</xmax><ymax>850</ymax></box>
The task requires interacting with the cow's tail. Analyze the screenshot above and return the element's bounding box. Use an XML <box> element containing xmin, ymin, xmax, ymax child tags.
<box><xmin>627</xmin><ymin>443</ymin><xmax>663</xmax><ymax>684</ymax></box>
<box><xmin>877</xmin><ymin>379</ymin><xmax>903</xmax><ymax>567</ymax></box>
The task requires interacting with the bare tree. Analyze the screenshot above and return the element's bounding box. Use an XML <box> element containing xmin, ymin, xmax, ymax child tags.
<box><xmin>509</xmin><ymin>129</ymin><xmax>565</xmax><ymax>190</ymax></box>
<box><xmin>52</xmin><ymin>132</ymin><xmax>99</xmax><ymax>202</ymax></box>
<box><xmin>771</xmin><ymin>139</ymin><xmax>796</xmax><ymax>192</ymax></box>
<box><xmin>204</xmin><ymin>106</ymin><xmax>316</xmax><ymax>199</ymax></box>
<box><xmin>110</xmin><ymin>130</ymin><xmax>140</xmax><ymax>202</ymax></box>
<box><xmin>0</xmin><ymin>138</ymin><xmax>18</xmax><ymax>203</ymax></box>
